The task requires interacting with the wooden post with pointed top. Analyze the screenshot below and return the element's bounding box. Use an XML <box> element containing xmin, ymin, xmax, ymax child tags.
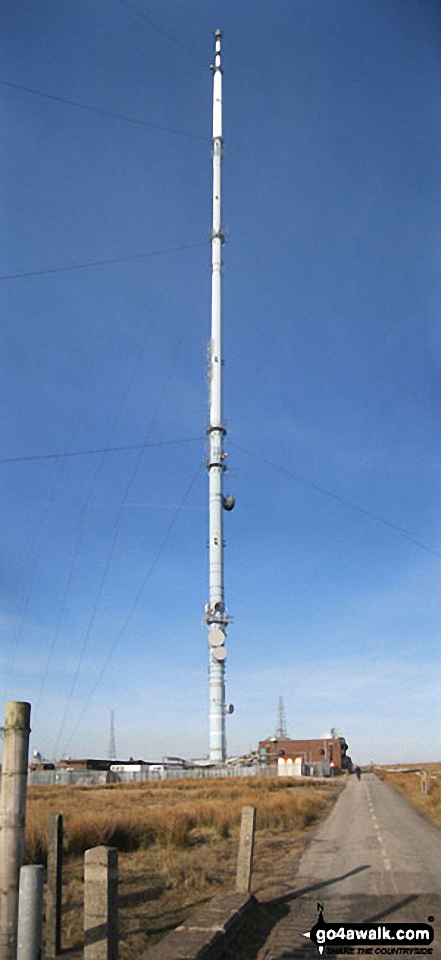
<box><xmin>46</xmin><ymin>814</ymin><xmax>63</xmax><ymax>957</ymax></box>
<box><xmin>0</xmin><ymin>701</ymin><xmax>32</xmax><ymax>960</ymax></box>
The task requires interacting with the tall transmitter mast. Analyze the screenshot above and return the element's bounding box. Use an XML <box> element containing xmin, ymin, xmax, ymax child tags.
<box><xmin>205</xmin><ymin>29</ymin><xmax>234</xmax><ymax>763</ymax></box>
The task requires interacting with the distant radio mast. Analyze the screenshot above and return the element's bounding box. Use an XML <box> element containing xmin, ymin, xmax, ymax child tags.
<box><xmin>276</xmin><ymin>696</ymin><xmax>287</xmax><ymax>738</ymax></box>
<box><xmin>205</xmin><ymin>30</ymin><xmax>234</xmax><ymax>763</ymax></box>
<box><xmin>108</xmin><ymin>709</ymin><xmax>116</xmax><ymax>760</ymax></box>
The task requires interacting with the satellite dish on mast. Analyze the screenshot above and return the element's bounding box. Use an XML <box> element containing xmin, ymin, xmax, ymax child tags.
<box><xmin>212</xmin><ymin>646</ymin><xmax>227</xmax><ymax>661</ymax></box>
<box><xmin>209</xmin><ymin>629</ymin><xmax>226</xmax><ymax>647</ymax></box>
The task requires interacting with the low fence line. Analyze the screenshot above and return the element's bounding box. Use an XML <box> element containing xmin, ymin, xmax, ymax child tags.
<box><xmin>26</xmin><ymin>763</ymin><xmax>338</xmax><ymax>787</ymax></box>
<box><xmin>27</xmin><ymin>763</ymin><xmax>279</xmax><ymax>787</ymax></box>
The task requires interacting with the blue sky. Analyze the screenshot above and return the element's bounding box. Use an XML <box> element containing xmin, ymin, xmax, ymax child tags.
<box><xmin>1</xmin><ymin>0</ymin><xmax>440</xmax><ymax>765</ymax></box>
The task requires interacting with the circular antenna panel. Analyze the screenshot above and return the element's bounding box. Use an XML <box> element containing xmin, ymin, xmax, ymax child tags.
<box><xmin>212</xmin><ymin>646</ymin><xmax>227</xmax><ymax>661</ymax></box>
<box><xmin>209</xmin><ymin>629</ymin><xmax>226</xmax><ymax>648</ymax></box>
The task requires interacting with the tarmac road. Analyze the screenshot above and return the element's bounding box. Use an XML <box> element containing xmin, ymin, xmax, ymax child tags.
<box><xmin>259</xmin><ymin>773</ymin><xmax>441</xmax><ymax>959</ymax></box>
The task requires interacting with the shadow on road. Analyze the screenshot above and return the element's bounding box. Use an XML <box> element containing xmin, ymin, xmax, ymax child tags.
<box><xmin>222</xmin><ymin>865</ymin><xmax>371</xmax><ymax>959</ymax></box>
<box><xmin>269</xmin><ymin>863</ymin><xmax>371</xmax><ymax>906</ymax></box>
<box><xmin>364</xmin><ymin>894</ymin><xmax>419</xmax><ymax>922</ymax></box>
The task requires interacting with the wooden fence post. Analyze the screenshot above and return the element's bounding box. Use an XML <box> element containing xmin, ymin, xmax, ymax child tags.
<box><xmin>421</xmin><ymin>771</ymin><xmax>428</xmax><ymax>797</ymax></box>
<box><xmin>236</xmin><ymin>805</ymin><xmax>256</xmax><ymax>894</ymax></box>
<box><xmin>46</xmin><ymin>814</ymin><xmax>63</xmax><ymax>957</ymax></box>
<box><xmin>0</xmin><ymin>701</ymin><xmax>32</xmax><ymax>960</ymax></box>
<box><xmin>84</xmin><ymin>846</ymin><xmax>118</xmax><ymax>960</ymax></box>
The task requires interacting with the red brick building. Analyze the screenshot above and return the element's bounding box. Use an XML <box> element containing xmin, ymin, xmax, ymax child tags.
<box><xmin>258</xmin><ymin>736</ymin><xmax>349</xmax><ymax>770</ymax></box>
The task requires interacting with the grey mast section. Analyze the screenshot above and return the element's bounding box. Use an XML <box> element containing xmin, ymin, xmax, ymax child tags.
<box><xmin>207</xmin><ymin>29</ymin><xmax>228</xmax><ymax>764</ymax></box>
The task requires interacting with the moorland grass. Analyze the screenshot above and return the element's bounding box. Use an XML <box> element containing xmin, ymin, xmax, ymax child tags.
<box><xmin>24</xmin><ymin>775</ymin><xmax>330</xmax><ymax>863</ymax></box>
<box><xmin>24</xmin><ymin>775</ymin><xmax>341</xmax><ymax>958</ymax></box>
<box><xmin>377</xmin><ymin>763</ymin><xmax>441</xmax><ymax>829</ymax></box>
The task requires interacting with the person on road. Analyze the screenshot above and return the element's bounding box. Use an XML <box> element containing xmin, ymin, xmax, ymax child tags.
<box><xmin>355</xmin><ymin>766</ymin><xmax>361</xmax><ymax>780</ymax></box>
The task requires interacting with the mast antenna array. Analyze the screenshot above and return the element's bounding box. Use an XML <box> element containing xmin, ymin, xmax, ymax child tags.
<box><xmin>205</xmin><ymin>29</ymin><xmax>234</xmax><ymax>763</ymax></box>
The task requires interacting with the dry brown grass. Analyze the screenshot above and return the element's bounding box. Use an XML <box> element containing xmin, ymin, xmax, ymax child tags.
<box><xmin>24</xmin><ymin>776</ymin><xmax>342</xmax><ymax>957</ymax></box>
<box><xmin>376</xmin><ymin>763</ymin><xmax>441</xmax><ymax>829</ymax></box>
<box><xmin>24</xmin><ymin>775</ymin><xmax>331</xmax><ymax>863</ymax></box>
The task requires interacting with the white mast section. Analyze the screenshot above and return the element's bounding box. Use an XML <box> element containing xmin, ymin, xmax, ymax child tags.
<box><xmin>206</xmin><ymin>29</ymin><xmax>232</xmax><ymax>764</ymax></box>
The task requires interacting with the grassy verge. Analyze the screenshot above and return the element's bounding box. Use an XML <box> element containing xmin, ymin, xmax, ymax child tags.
<box><xmin>376</xmin><ymin>763</ymin><xmax>441</xmax><ymax>829</ymax></box>
<box><xmin>25</xmin><ymin>776</ymin><xmax>342</xmax><ymax>957</ymax></box>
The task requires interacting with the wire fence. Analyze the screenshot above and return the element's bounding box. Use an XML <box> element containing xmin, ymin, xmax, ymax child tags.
<box><xmin>26</xmin><ymin>763</ymin><xmax>280</xmax><ymax>787</ymax></box>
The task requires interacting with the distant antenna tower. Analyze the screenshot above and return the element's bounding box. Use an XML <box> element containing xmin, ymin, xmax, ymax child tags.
<box><xmin>108</xmin><ymin>710</ymin><xmax>116</xmax><ymax>760</ymax></box>
<box><xmin>276</xmin><ymin>695</ymin><xmax>287</xmax><ymax>738</ymax></box>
